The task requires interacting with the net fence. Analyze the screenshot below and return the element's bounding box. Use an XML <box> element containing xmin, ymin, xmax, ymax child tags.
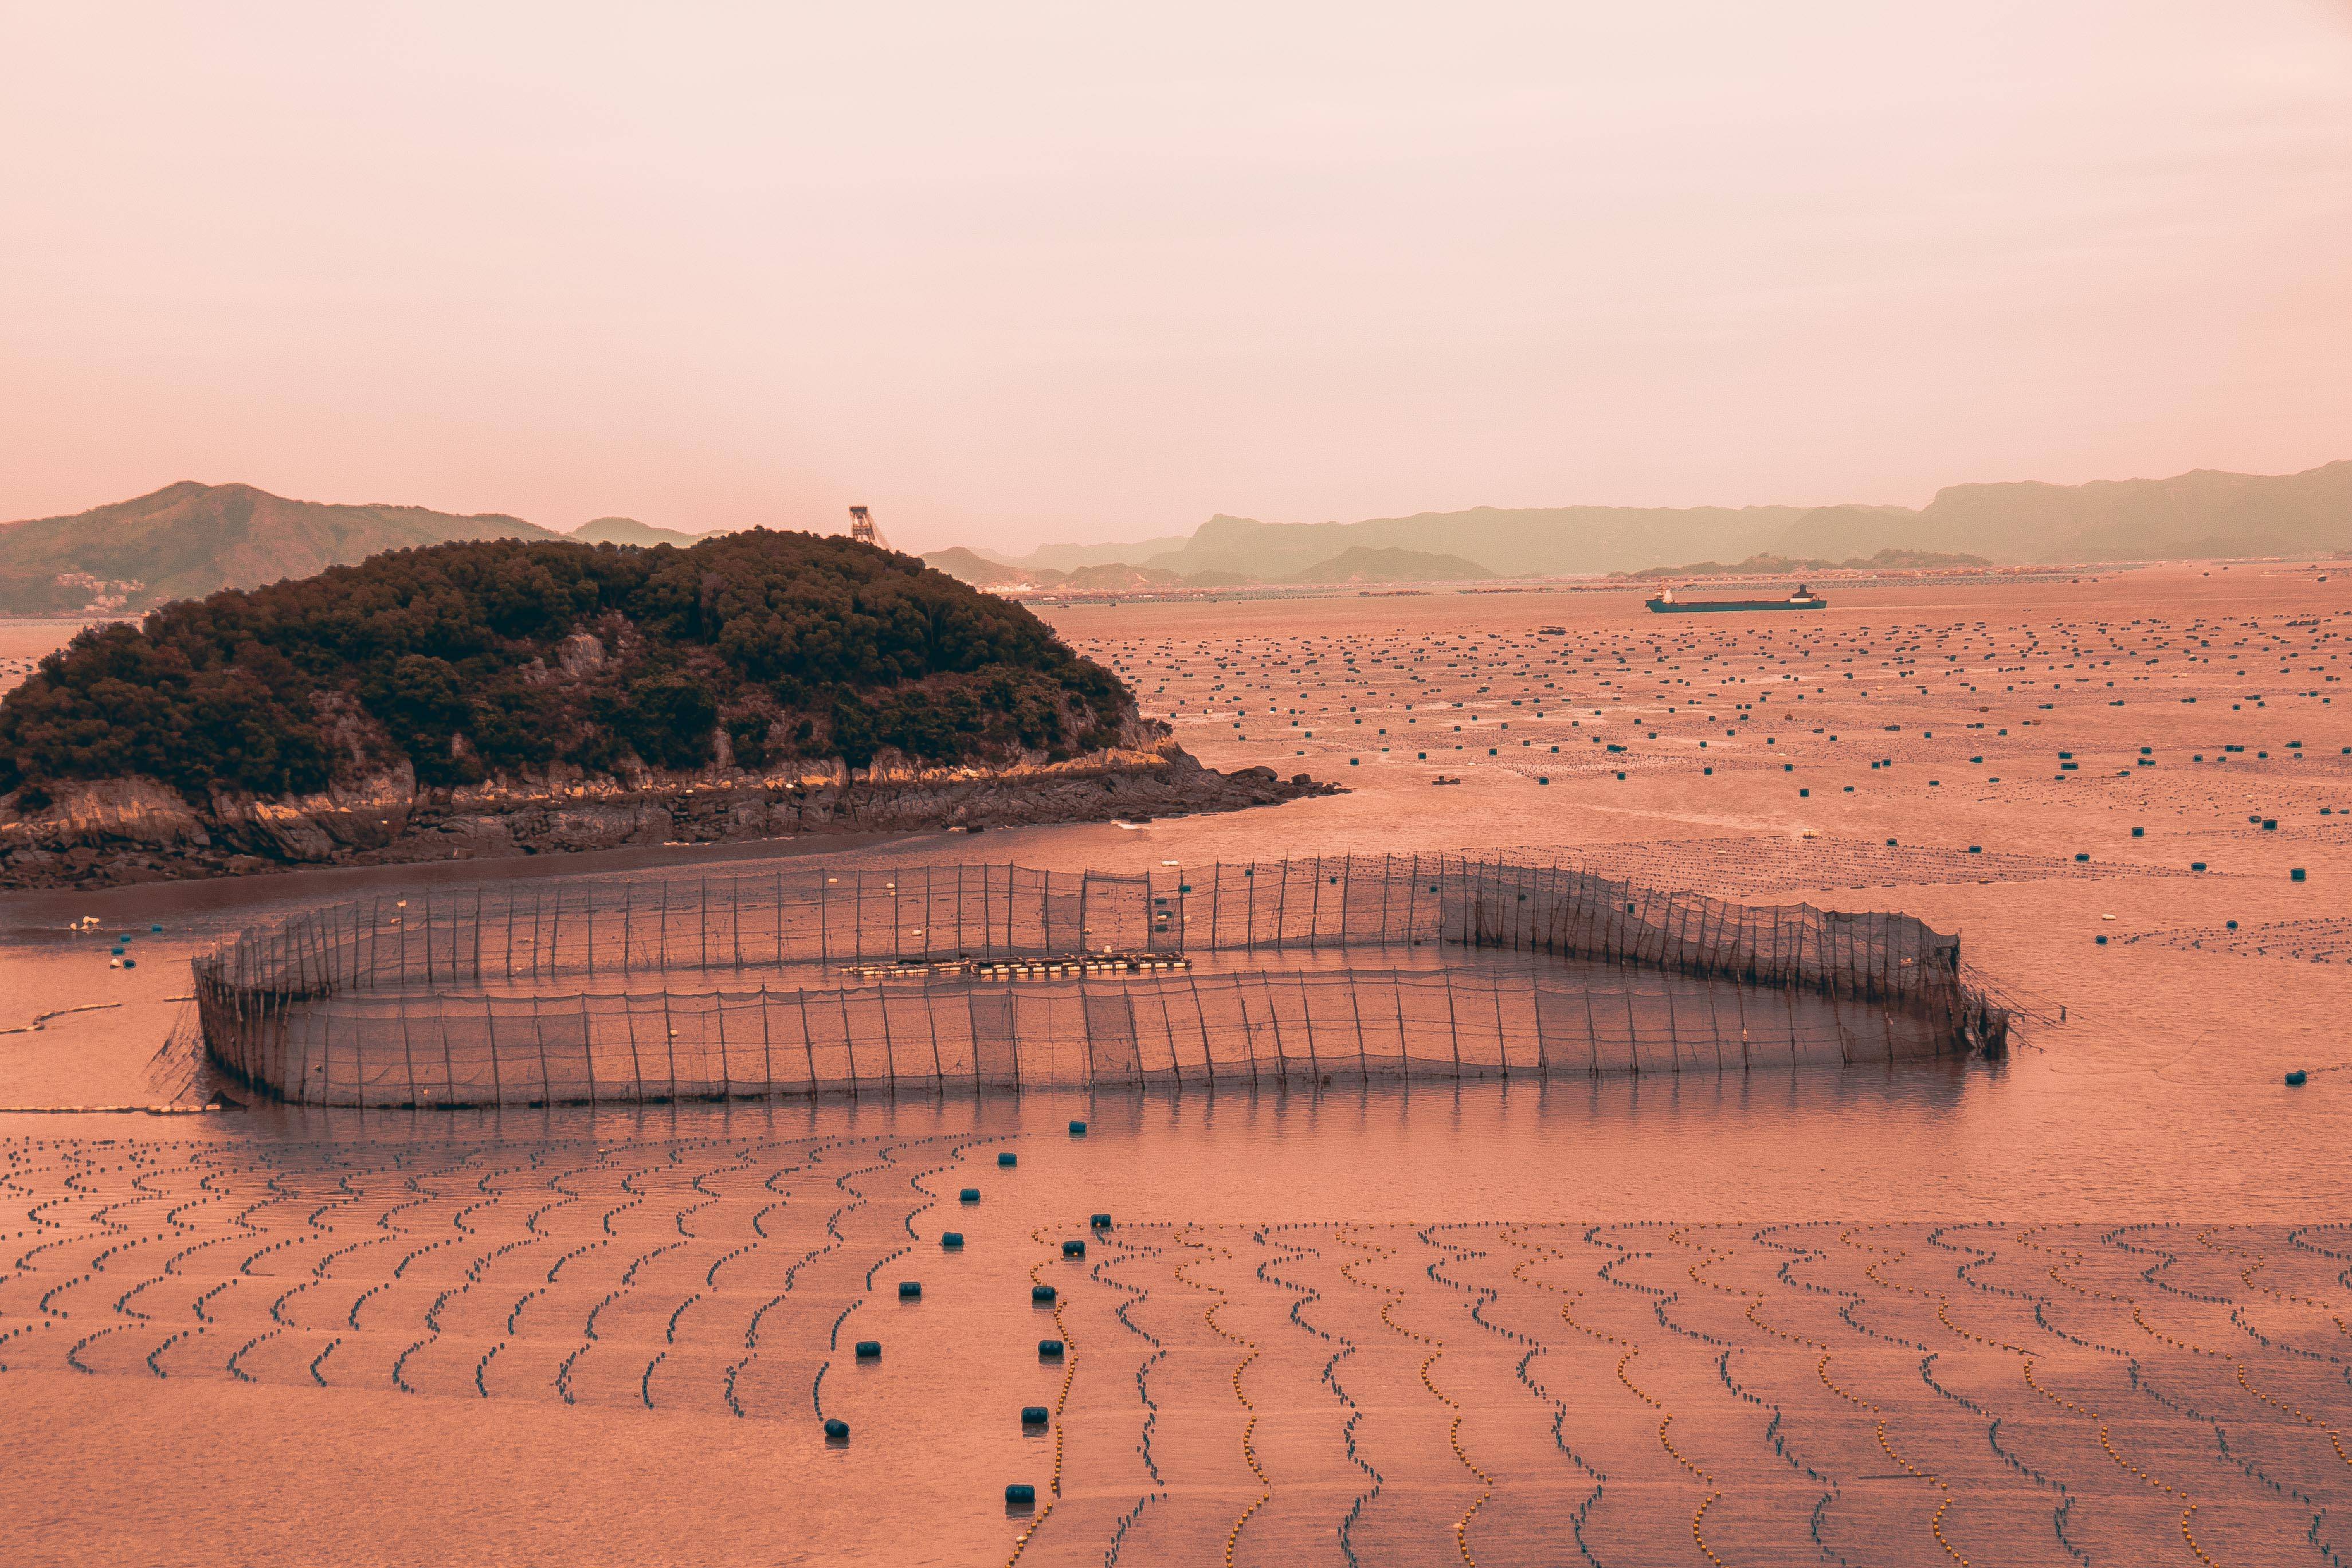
<box><xmin>195</xmin><ymin>855</ymin><xmax>2008</xmax><ymax>1107</ymax></box>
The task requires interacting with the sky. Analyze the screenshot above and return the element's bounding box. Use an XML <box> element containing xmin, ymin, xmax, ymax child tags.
<box><xmin>4</xmin><ymin>2</ymin><xmax>2350</xmax><ymax>554</ymax></box>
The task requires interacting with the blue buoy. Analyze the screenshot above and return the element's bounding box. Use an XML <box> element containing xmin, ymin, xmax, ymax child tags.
<box><xmin>1089</xmin><ymin>1213</ymin><xmax>1112</xmax><ymax>1228</ymax></box>
<box><xmin>940</xmin><ymin>1232</ymin><xmax>964</xmax><ymax>1249</ymax></box>
<box><xmin>959</xmin><ymin>1187</ymin><xmax>980</xmax><ymax>1203</ymax></box>
<box><xmin>1038</xmin><ymin>1339</ymin><xmax>1064</xmax><ymax>1359</ymax></box>
<box><xmin>2286</xmin><ymin>1069</ymin><xmax>2308</xmax><ymax>1087</ymax></box>
<box><xmin>1061</xmin><ymin>1240</ymin><xmax>1085</xmax><ymax>1259</ymax></box>
<box><xmin>998</xmin><ymin>1151</ymin><xmax>1017</xmax><ymax>1167</ymax></box>
<box><xmin>1032</xmin><ymin>1284</ymin><xmax>1056</xmax><ymax>1303</ymax></box>
<box><xmin>824</xmin><ymin>1418</ymin><xmax>849</xmax><ymax>1441</ymax></box>
<box><xmin>897</xmin><ymin>1280</ymin><xmax>922</xmax><ymax>1299</ymax></box>
<box><xmin>1005</xmin><ymin>1483</ymin><xmax>1036</xmax><ymax>1508</ymax></box>
<box><xmin>1068</xmin><ymin>1119</ymin><xmax>1087</xmax><ymax>1135</ymax></box>
<box><xmin>854</xmin><ymin>1340</ymin><xmax>880</xmax><ymax>1359</ymax></box>
<box><xmin>2095</xmin><ymin>935</ymin><xmax>2107</xmax><ymax>945</ymax></box>
<box><xmin>150</xmin><ymin>923</ymin><xmax>162</xmax><ymax>932</ymax></box>
<box><xmin>2292</xmin><ymin>868</ymin><xmax>2307</xmax><ymax>882</ymax></box>
<box><xmin>122</xmin><ymin>959</ymin><xmax>135</xmax><ymax>969</ymax></box>
<box><xmin>1020</xmin><ymin>1406</ymin><xmax>1049</xmax><ymax>1425</ymax></box>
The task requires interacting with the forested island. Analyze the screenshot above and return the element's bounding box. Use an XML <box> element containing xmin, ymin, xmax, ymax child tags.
<box><xmin>0</xmin><ymin>531</ymin><xmax>1323</xmax><ymax>886</ymax></box>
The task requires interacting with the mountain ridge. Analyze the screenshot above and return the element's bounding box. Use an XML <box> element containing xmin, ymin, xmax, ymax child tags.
<box><xmin>572</xmin><ymin>516</ymin><xmax>714</xmax><ymax>547</ymax></box>
<box><xmin>11</xmin><ymin>461</ymin><xmax>2347</xmax><ymax>617</ymax></box>
<box><xmin>0</xmin><ymin>482</ymin><xmax>564</xmax><ymax>614</ymax></box>
<box><xmin>919</xmin><ymin>543</ymin><xmax>1497</xmax><ymax>591</ymax></box>
<box><xmin>958</xmin><ymin>461</ymin><xmax>2352</xmax><ymax>581</ymax></box>
<box><xmin>0</xmin><ymin>483</ymin><xmax>726</xmax><ymax>616</ymax></box>
<box><xmin>1280</xmin><ymin>544</ymin><xmax>1493</xmax><ymax>583</ymax></box>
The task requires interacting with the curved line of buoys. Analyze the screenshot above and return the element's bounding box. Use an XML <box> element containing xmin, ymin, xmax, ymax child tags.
<box><xmin>1003</xmin><ymin>1219</ymin><xmax>1080</xmax><ymax>1566</ymax></box>
<box><xmin>2013</xmin><ymin>1225</ymin><xmax>2216</xmax><ymax>1566</ymax></box>
<box><xmin>1175</xmin><ymin>1225</ymin><xmax>1269</xmax><ymax>1568</ymax></box>
<box><xmin>1831</xmin><ymin>1225</ymin><xmax>1968</xmax><ymax>1566</ymax></box>
<box><xmin>1494</xmin><ymin>1225</ymin><xmax>1608</xmax><ymax>1567</ymax></box>
<box><xmin>1413</xmin><ymin>1224</ymin><xmax>1499</xmax><ymax>1566</ymax></box>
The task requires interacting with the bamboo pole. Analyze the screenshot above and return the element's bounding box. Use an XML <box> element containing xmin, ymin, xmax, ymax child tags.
<box><xmin>1442</xmin><ymin>969</ymin><xmax>1463</xmax><ymax>1078</ymax></box>
<box><xmin>485</xmin><ymin>994</ymin><xmax>504</xmax><ymax>1105</ymax></box>
<box><xmin>796</xmin><ymin>987</ymin><xmax>817</xmax><ymax>1089</ymax></box>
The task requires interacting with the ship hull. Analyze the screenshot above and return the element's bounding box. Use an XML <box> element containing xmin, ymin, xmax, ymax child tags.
<box><xmin>1646</xmin><ymin>596</ymin><xmax>1827</xmax><ymax>613</ymax></box>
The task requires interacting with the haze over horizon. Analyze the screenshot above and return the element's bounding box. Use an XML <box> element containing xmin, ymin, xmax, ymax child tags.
<box><xmin>7</xmin><ymin>2</ymin><xmax>2350</xmax><ymax>555</ymax></box>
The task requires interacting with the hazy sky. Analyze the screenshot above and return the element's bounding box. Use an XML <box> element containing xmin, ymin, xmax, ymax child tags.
<box><xmin>6</xmin><ymin>3</ymin><xmax>2350</xmax><ymax>552</ymax></box>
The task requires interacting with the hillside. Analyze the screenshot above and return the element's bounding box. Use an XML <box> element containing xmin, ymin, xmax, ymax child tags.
<box><xmin>1283</xmin><ymin>546</ymin><xmax>1492</xmax><ymax>584</ymax></box>
<box><xmin>1902</xmin><ymin>463</ymin><xmax>2352</xmax><ymax>562</ymax></box>
<box><xmin>0</xmin><ymin>531</ymin><xmax>1132</xmax><ymax>805</ymax></box>
<box><xmin>573</xmin><ymin>516</ymin><xmax>711</xmax><ymax>547</ymax></box>
<box><xmin>0</xmin><ymin>484</ymin><xmax>734</xmax><ymax>616</ymax></box>
<box><xmin>920</xmin><ymin>546</ymin><xmax>1065</xmax><ymax>589</ymax></box>
<box><xmin>0</xmin><ymin>482</ymin><xmax>561</xmax><ymax>615</ymax></box>
<box><xmin>1061</xmin><ymin>563</ymin><xmax>1193</xmax><ymax>592</ymax></box>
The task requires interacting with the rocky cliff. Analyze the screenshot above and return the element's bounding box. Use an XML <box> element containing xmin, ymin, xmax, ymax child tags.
<box><xmin>0</xmin><ymin>724</ymin><xmax>1331</xmax><ymax>889</ymax></box>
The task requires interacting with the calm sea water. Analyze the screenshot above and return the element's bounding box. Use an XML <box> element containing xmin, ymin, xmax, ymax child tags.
<box><xmin>5</xmin><ymin>575</ymin><xmax>2347</xmax><ymax>1565</ymax></box>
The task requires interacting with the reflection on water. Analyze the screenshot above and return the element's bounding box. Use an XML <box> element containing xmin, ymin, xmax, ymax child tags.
<box><xmin>10</xmin><ymin>1052</ymin><xmax>2337</xmax><ymax>1224</ymax></box>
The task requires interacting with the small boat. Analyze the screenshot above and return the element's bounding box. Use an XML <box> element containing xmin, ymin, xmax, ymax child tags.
<box><xmin>1646</xmin><ymin>583</ymin><xmax>1828</xmax><ymax>613</ymax></box>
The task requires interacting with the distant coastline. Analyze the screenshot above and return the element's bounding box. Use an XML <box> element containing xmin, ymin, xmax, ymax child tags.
<box><xmin>3</xmin><ymin>460</ymin><xmax>2346</xmax><ymax>618</ymax></box>
<box><xmin>929</xmin><ymin>460</ymin><xmax>2352</xmax><ymax>589</ymax></box>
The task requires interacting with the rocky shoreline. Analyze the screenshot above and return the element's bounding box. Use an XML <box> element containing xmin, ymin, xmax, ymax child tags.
<box><xmin>0</xmin><ymin>736</ymin><xmax>1334</xmax><ymax>891</ymax></box>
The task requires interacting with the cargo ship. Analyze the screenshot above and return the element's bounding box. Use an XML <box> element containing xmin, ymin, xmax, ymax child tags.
<box><xmin>1645</xmin><ymin>583</ymin><xmax>1828</xmax><ymax>613</ymax></box>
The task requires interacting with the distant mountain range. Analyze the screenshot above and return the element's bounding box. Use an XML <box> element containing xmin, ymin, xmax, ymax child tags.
<box><xmin>936</xmin><ymin>460</ymin><xmax>2352</xmax><ymax>586</ymax></box>
<box><xmin>1623</xmin><ymin>548</ymin><xmax>1992</xmax><ymax>581</ymax></box>
<box><xmin>918</xmin><ymin>547</ymin><xmax>1040</xmax><ymax>590</ymax></box>
<box><xmin>0</xmin><ymin>483</ymin><xmax>720</xmax><ymax>615</ymax></box>
<box><xmin>8</xmin><ymin>460</ymin><xmax>2347</xmax><ymax>617</ymax></box>
<box><xmin>922</xmin><ymin>541</ymin><xmax>1496</xmax><ymax>591</ymax></box>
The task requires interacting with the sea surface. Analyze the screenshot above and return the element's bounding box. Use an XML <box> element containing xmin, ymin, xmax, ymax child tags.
<box><xmin>5</xmin><ymin>566</ymin><xmax>2349</xmax><ymax>1566</ymax></box>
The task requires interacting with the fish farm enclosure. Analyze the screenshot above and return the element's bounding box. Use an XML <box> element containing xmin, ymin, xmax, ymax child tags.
<box><xmin>194</xmin><ymin>857</ymin><xmax>2010</xmax><ymax>1106</ymax></box>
